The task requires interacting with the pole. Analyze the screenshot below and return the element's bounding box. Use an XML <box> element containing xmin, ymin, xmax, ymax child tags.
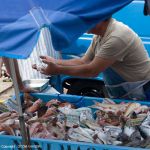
<box><xmin>8</xmin><ymin>59</ymin><xmax>30</xmax><ymax>150</ymax></box>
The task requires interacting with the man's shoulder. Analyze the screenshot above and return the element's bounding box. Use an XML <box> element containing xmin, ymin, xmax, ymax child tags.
<box><xmin>111</xmin><ymin>18</ymin><xmax>134</xmax><ymax>35</ymax></box>
<box><xmin>110</xmin><ymin>19</ymin><xmax>137</xmax><ymax>42</ymax></box>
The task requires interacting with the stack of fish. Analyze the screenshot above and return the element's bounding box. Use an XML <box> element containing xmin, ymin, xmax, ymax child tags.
<box><xmin>86</xmin><ymin>99</ymin><xmax>150</xmax><ymax>148</ymax></box>
<box><xmin>0</xmin><ymin>95</ymin><xmax>150</xmax><ymax>149</ymax></box>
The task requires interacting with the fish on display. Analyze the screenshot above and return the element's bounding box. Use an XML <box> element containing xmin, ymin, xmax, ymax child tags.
<box><xmin>0</xmin><ymin>95</ymin><xmax>150</xmax><ymax>148</ymax></box>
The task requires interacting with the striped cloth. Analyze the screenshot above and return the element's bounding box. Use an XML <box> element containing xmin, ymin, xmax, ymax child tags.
<box><xmin>18</xmin><ymin>28</ymin><xmax>61</xmax><ymax>80</ymax></box>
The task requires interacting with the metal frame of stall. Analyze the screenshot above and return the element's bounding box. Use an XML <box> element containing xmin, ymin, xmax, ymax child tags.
<box><xmin>8</xmin><ymin>59</ymin><xmax>30</xmax><ymax>149</ymax></box>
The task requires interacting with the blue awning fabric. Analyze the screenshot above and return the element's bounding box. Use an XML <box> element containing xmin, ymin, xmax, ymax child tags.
<box><xmin>0</xmin><ymin>0</ymin><xmax>133</xmax><ymax>59</ymax></box>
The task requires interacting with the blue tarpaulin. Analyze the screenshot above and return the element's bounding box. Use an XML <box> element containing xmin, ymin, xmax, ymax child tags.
<box><xmin>0</xmin><ymin>0</ymin><xmax>133</xmax><ymax>59</ymax></box>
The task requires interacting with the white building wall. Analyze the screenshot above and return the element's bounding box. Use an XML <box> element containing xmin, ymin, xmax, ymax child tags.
<box><xmin>18</xmin><ymin>28</ymin><xmax>61</xmax><ymax>80</ymax></box>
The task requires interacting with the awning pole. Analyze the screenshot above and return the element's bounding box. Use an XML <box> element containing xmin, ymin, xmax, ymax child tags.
<box><xmin>8</xmin><ymin>59</ymin><xmax>30</xmax><ymax>150</ymax></box>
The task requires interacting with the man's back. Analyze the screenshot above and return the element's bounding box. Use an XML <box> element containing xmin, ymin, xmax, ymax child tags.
<box><xmin>94</xmin><ymin>18</ymin><xmax>150</xmax><ymax>82</ymax></box>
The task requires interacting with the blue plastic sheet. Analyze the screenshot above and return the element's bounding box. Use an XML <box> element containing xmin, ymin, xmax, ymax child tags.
<box><xmin>0</xmin><ymin>0</ymin><xmax>133</xmax><ymax>59</ymax></box>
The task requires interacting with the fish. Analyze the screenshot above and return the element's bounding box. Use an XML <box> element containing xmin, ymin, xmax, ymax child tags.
<box><xmin>3</xmin><ymin>119</ymin><xmax>15</xmax><ymax>126</ymax></box>
<box><xmin>58</xmin><ymin>107</ymin><xmax>93</xmax><ymax>127</ymax></box>
<box><xmin>59</xmin><ymin>102</ymin><xmax>75</xmax><ymax>109</ymax></box>
<box><xmin>42</xmin><ymin>107</ymin><xmax>57</xmax><ymax>118</ymax></box>
<box><xmin>124</xmin><ymin>130</ymin><xmax>143</xmax><ymax>147</ymax></box>
<box><xmin>26</xmin><ymin>99</ymin><xmax>42</xmax><ymax>113</ymax></box>
<box><xmin>104</xmin><ymin>126</ymin><xmax>122</xmax><ymax>138</ymax></box>
<box><xmin>124</xmin><ymin>103</ymin><xmax>141</xmax><ymax>117</ymax></box>
<box><xmin>0</xmin><ymin>113</ymin><xmax>19</xmax><ymax>124</ymax></box>
<box><xmin>28</xmin><ymin>121</ymin><xmax>55</xmax><ymax>139</ymax></box>
<box><xmin>140</xmin><ymin>137</ymin><xmax>150</xmax><ymax>148</ymax></box>
<box><xmin>37</xmin><ymin>105</ymin><xmax>48</xmax><ymax>117</ymax></box>
<box><xmin>93</xmin><ymin>101</ymin><xmax>128</xmax><ymax>110</ymax></box>
<box><xmin>82</xmin><ymin>120</ymin><xmax>101</xmax><ymax>131</ymax></box>
<box><xmin>123</xmin><ymin>126</ymin><xmax>135</xmax><ymax>137</ymax></box>
<box><xmin>134</xmin><ymin>105</ymin><xmax>149</xmax><ymax>114</ymax></box>
<box><xmin>96</xmin><ymin>130</ymin><xmax>112</xmax><ymax>144</ymax></box>
<box><xmin>0</xmin><ymin>124</ymin><xmax>15</xmax><ymax>135</ymax></box>
<box><xmin>11</xmin><ymin>120</ymin><xmax>21</xmax><ymax>130</ymax></box>
<box><xmin>140</xmin><ymin>125</ymin><xmax>150</xmax><ymax>137</ymax></box>
<box><xmin>129</xmin><ymin>130</ymin><xmax>143</xmax><ymax>141</ymax></box>
<box><xmin>72</xmin><ymin>127</ymin><xmax>93</xmax><ymax>141</ymax></box>
<box><xmin>46</xmin><ymin>99</ymin><xmax>61</xmax><ymax>108</ymax></box>
<box><xmin>1</xmin><ymin>97</ymin><xmax>150</xmax><ymax>149</ymax></box>
<box><xmin>46</xmin><ymin>123</ymin><xmax>66</xmax><ymax>140</ymax></box>
<box><xmin>90</xmin><ymin>101</ymin><xmax>128</xmax><ymax>115</ymax></box>
<box><xmin>0</xmin><ymin>112</ymin><xmax>11</xmax><ymax>120</ymax></box>
<box><xmin>29</xmin><ymin>122</ymin><xmax>42</xmax><ymax>136</ymax></box>
<box><xmin>27</xmin><ymin>115</ymin><xmax>38</xmax><ymax>124</ymax></box>
<box><xmin>140</xmin><ymin>113</ymin><xmax>150</xmax><ymax>137</ymax></box>
<box><xmin>93</xmin><ymin>134</ymin><xmax>103</xmax><ymax>144</ymax></box>
<box><xmin>68</xmin><ymin>128</ymin><xmax>93</xmax><ymax>143</ymax></box>
<box><xmin>83</xmin><ymin>128</ymin><xmax>95</xmax><ymax>135</ymax></box>
<box><xmin>96</xmin><ymin>110</ymin><xmax>124</xmax><ymax>126</ymax></box>
<box><xmin>117</xmin><ymin>132</ymin><xmax>130</xmax><ymax>144</ymax></box>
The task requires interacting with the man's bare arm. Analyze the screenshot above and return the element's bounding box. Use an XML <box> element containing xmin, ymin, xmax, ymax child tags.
<box><xmin>39</xmin><ymin>53</ymin><xmax>91</xmax><ymax>66</ymax></box>
<box><xmin>40</xmin><ymin>56</ymin><xmax>115</xmax><ymax>77</ymax></box>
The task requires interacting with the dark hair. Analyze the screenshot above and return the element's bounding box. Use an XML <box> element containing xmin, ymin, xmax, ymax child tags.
<box><xmin>104</xmin><ymin>16</ymin><xmax>112</xmax><ymax>22</ymax></box>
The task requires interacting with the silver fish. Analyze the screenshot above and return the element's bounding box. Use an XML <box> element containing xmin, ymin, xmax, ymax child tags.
<box><xmin>124</xmin><ymin>126</ymin><xmax>135</xmax><ymax>137</ymax></box>
<box><xmin>104</xmin><ymin>126</ymin><xmax>122</xmax><ymax>138</ymax></box>
<box><xmin>68</xmin><ymin>129</ymin><xmax>93</xmax><ymax>143</ymax></box>
<box><xmin>3</xmin><ymin>119</ymin><xmax>15</xmax><ymax>126</ymax></box>
<box><xmin>140</xmin><ymin>125</ymin><xmax>150</xmax><ymax>137</ymax></box>
<box><xmin>112</xmin><ymin>140</ymin><xmax>123</xmax><ymax>145</ymax></box>
<box><xmin>140</xmin><ymin>113</ymin><xmax>150</xmax><ymax>136</ymax></box>
<box><xmin>82</xmin><ymin>120</ymin><xmax>101</xmax><ymax>131</ymax></box>
<box><xmin>95</xmin><ymin>130</ymin><xmax>112</xmax><ymax>144</ymax></box>
<box><xmin>72</xmin><ymin>127</ymin><xmax>93</xmax><ymax>141</ymax></box>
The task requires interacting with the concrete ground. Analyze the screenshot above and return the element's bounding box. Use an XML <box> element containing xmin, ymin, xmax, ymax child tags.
<box><xmin>0</xmin><ymin>77</ymin><xmax>14</xmax><ymax>101</ymax></box>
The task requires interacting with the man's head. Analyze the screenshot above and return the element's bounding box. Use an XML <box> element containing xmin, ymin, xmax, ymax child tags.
<box><xmin>87</xmin><ymin>18</ymin><xmax>111</xmax><ymax>36</ymax></box>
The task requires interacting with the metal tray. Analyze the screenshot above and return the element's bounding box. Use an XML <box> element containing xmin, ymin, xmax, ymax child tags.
<box><xmin>23</xmin><ymin>79</ymin><xmax>49</xmax><ymax>92</ymax></box>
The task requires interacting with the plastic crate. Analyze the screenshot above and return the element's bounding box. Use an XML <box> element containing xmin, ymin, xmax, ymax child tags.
<box><xmin>31</xmin><ymin>93</ymin><xmax>150</xmax><ymax>107</ymax></box>
<box><xmin>0</xmin><ymin>94</ymin><xmax>150</xmax><ymax>150</ymax></box>
<box><xmin>0</xmin><ymin>134</ymin><xmax>148</xmax><ymax>150</ymax></box>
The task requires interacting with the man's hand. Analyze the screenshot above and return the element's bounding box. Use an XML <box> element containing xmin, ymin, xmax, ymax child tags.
<box><xmin>40</xmin><ymin>61</ymin><xmax>58</xmax><ymax>75</ymax></box>
<box><xmin>32</xmin><ymin>56</ymin><xmax>59</xmax><ymax>75</ymax></box>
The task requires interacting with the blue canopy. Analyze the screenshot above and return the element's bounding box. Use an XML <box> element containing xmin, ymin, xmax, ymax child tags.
<box><xmin>0</xmin><ymin>0</ymin><xmax>133</xmax><ymax>59</ymax></box>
